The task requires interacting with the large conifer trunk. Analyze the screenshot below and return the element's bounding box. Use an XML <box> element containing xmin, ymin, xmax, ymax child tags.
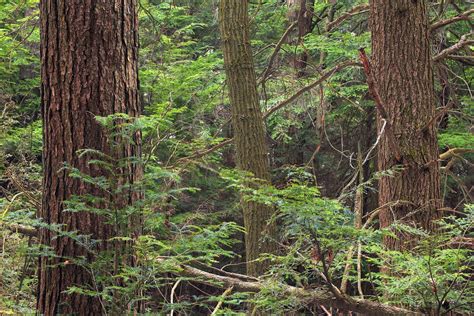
<box><xmin>38</xmin><ymin>1</ymin><xmax>141</xmax><ymax>314</ymax></box>
<box><xmin>370</xmin><ymin>0</ymin><xmax>442</xmax><ymax>250</ymax></box>
<box><xmin>219</xmin><ymin>0</ymin><xmax>277</xmax><ymax>276</ymax></box>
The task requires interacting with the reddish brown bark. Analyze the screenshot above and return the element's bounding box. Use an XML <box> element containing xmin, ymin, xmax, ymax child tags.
<box><xmin>369</xmin><ymin>0</ymin><xmax>442</xmax><ymax>250</ymax></box>
<box><xmin>38</xmin><ymin>1</ymin><xmax>141</xmax><ymax>314</ymax></box>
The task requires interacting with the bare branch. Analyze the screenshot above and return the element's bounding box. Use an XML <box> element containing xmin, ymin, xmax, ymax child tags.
<box><xmin>4</xmin><ymin>224</ymin><xmax>37</xmax><ymax>237</ymax></box>
<box><xmin>263</xmin><ymin>60</ymin><xmax>360</xmax><ymax>119</ymax></box>
<box><xmin>176</xmin><ymin>138</ymin><xmax>233</xmax><ymax>163</ymax></box>
<box><xmin>430</xmin><ymin>8</ymin><xmax>474</xmax><ymax>32</ymax></box>
<box><xmin>177</xmin><ymin>61</ymin><xmax>360</xmax><ymax>163</ymax></box>
<box><xmin>440</xmin><ymin>148</ymin><xmax>474</xmax><ymax>160</ymax></box>
<box><xmin>158</xmin><ymin>257</ymin><xmax>421</xmax><ymax>315</ymax></box>
<box><xmin>326</xmin><ymin>4</ymin><xmax>369</xmax><ymax>32</ymax></box>
<box><xmin>258</xmin><ymin>21</ymin><xmax>298</xmax><ymax>84</ymax></box>
<box><xmin>433</xmin><ymin>33</ymin><xmax>474</xmax><ymax>62</ymax></box>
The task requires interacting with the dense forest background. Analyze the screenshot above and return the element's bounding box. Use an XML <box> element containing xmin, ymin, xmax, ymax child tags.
<box><xmin>0</xmin><ymin>0</ymin><xmax>472</xmax><ymax>315</ymax></box>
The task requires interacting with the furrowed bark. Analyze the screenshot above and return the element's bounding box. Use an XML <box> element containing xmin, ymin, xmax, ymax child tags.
<box><xmin>218</xmin><ymin>0</ymin><xmax>277</xmax><ymax>276</ymax></box>
<box><xmin>369</xmin><ymin>0</ymin><xmax>442</xmax><ymax>250</ymax></box>
<box><xmin>38</xmin><ymin>1</ymin><xmax>141</xmax><ymax>314</ymax></box>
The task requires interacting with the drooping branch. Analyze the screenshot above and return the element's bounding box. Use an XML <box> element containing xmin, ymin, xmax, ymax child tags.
<box><xmin>433</xmin><ymin>33</ymin><xmax>474</xmax><ymax>62</ymax></box>
<box><xmin>430</xmin><ymin>8</ymin><xmax>474</xmax><ymax>32</ymax></box>
<box><xmin>158</xmin><ymin>257</ymin><xmax>420</xmax><ymax>315</ymax></box>
<box><xmin>263</xmin><ymin>60</ymin><xmax>359</xmax><ymax>119</ymax></box>
<box><xmin>326</xmin><ymin>4</ymin><xmax>369</xmax><ymax>32</ymax></box>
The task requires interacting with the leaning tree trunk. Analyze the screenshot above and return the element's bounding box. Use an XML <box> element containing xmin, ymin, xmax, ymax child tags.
<box><xmin>219</xmin><ymin>0</ymin><xmax>278</xmax><ymax>276</ymax></box>
<box><xmin>370</xmin><ymin>0</ymin><xmax>442</xmax><ymax>250</ymax></box>
<box><xmin>38</xmin><ymin>1</ymin><xmax>141</xmax><ymax>315</ymax></box>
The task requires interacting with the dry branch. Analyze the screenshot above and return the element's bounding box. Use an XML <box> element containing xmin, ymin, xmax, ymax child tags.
<box><xmin>263</xmin><ymin>60</ymin><xmax>359</xmax><ymax>119</ymax></box>
<box><xmin>326</xmin><ymin>4</ymin><xmax>369</xmax><ymax>32</ymax></box>
<box><xmin>4</xmin><ymin>224</ymin><xmax>37</xmax><ymax>237</ymax></box>
<box><xmin>159</xmin><ymin>257</ymin><xmax>420</xmax><ymax>315</ymax></box>
<box><xmin>177</xmin><ymin>138</ymin><xmax>233</xmax><ymax>163</ymax></box>
<box><xmin>178</xmin><ymin>61</ymin><xmax>360</xmax><ymax>163</ymax></box>
<box><xmin>430</xmin><ymin>8</ymin><xmax>474</xmax><ymax>32</ymax></box>
<box><xmin>433</xmin><ymin>33</ymin><xmax>474</xmax><ymax>62</ymax></box>
<box><xmin>258</xmin><ymin>21</ymin><xmax>298</xmax><ymax>84</ymax></box>
<box><xmin>439</xmin><ymin>148</ymin><xmax>474</xmax><ymax>160</ymax></box>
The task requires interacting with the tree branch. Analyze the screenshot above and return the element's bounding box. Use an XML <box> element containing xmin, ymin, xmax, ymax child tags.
<box><xmin>176</xmin><ymin>138</ymin><xmax>234</xmax><ymax>163</ymax></box>
<box><xmin>433</xmin><ymin>33</ymin><xmax>474</xmax><ymax>62</ymax></box>
<box><xmin>440</xmin><ymin>148</ymin><xmax>474</xmax><ymax>160</ymax></box>
<box><xmin>358</xmin><ymin>49</ymin><xmax>402</xmax><ymax>162</ymax></box>
<box><xmin>263</xmin><ymin>60</ymin><xmax>360</xmax><ymax>119</ymax></box>
<box><xmin>4</xmin><ymin>224</ymin><xmax>38</xmax><ymax>237</ymax></box>
<box><xmin>258</xmin><ymin>21</ymin><xmax>298</xmax><ymax>84</ymax></box>
<box><xmin>326</xmin><ymin>4</ymin><xmax>369</xmax><ymax>32</ymax></box>
<box><xmin>159</xmin><ymin>257</ymin><xmax>421</xmax><ymax>315</ymax></box>
<box><xmin>430</xmin><ymin>8</ymin><xmax>474</xmax><ymax>32</ymax></box>
<box><xmin>177</xmin><ymin>61</ymin><xmax>360</xmax><ymax>164</ymax></box>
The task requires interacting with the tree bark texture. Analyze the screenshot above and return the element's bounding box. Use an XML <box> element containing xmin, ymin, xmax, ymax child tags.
<box><xmin>38</xmin><ymin>1</ymin><xmax>141</xmax><ymax>314</ymax></box>
<box><xmin>370</xmin><ymin>0</ymin><xmax>442</xmax><ymax>250</ymax></box>
<box><xmin>287</xmin><ymin>0</ymin><xmax>315</xmax><ymax>77</ymax></box>
<box><xmin>218</xmin><ymin>0</ymin><xmax>278</xmax><ymax>277</ymax></box>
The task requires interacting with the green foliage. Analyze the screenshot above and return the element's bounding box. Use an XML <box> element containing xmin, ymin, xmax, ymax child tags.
<box><xmin>49</xmin><ymin>115</ymin><xmax>242</xmax><ymax>313</ymax></box>
<box><xmin>0</xmin><ymin>0</ymin><xmax>473</xmax><ymax>314</ymax></box>
<box><xmin>372</xmin><ymin>207</ymin><xmax>474</xmax><ymax>314</ymax></box>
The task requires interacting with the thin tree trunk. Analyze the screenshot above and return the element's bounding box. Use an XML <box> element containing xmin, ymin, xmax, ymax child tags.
<box><xmin>370</xmin><ymin>0</ymin><xmax>442</xmax><ymax>250</ymax></box>
<box><xmin>218</xmin><ymin>0</ymin><xmax>278</xmax><ymax>277</ymax></box>
<box><xmin>287</xmin><ymin>0</ymin><xmax>315</xmax><ymax>77</ymax></box>
<box><xmin>38</xmin><ymin>1</ymin><xmax>141</xmax><ymax>315</ymax></box>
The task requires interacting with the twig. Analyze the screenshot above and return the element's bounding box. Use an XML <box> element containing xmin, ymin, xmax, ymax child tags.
<box><xmin>326</xmin><ymin>4</ymin><xmax>369</xmax><ymax>32</ymax></box>
<box><xmin>433</xmin><ymin>33</ymin><xmax>474</xmax><ymax>62</ymax></box>
<box><xmin>263</xmin><ymin>60</ymin><xmax>360</xmax><ymax>119</ymax></box>
<box><xmin>356</xmin><ymin>242</ymin><xmax>364</xmax><ymax>299</ymax></box>
<box><xmin>340</xmin><ymin>148</ymin><xmax>364</xmax><ymax>294</ymax></box>
<box><xmin>430</xmin><ymin>8</ymin><xmax>474</xmax><ymax>32</ymax></box>
<box><xmin>170</xmin><ymin>279</ymin><xmax>181</xmax><ymax>316</ymax></box>
<box><xmin>258</xmin><ymin>21</ymin><xmax>298</xmax><ymax>85</ymax></box>
<box><xmin>210</xmin><ymin>286</ymin><xmax>233</xmax><ymax>316</ymax></box>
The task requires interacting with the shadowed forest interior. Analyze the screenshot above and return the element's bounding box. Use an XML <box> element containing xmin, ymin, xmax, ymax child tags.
<box><xmin>0</xmin><ymin>0</ymin><xmax>473</xmax><ymax>315</ymax></box>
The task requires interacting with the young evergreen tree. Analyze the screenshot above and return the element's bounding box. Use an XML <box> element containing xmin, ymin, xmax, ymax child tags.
<box><xmin>369</xmin><ymin>0</ymin><xmax>442</xmax><ymax>250</ymax></box>
<box><xmin>38</xmin><ymin>1</ymin><xmax>141</xmax><ymax>314</ymax></box>
<box><xmin>218</xmin><ymin>0</ymin><xmax>278</xmax><ymax>276</ymax></box>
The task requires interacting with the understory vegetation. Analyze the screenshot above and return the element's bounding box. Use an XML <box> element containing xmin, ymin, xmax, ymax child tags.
<box><xmin>0</xmin><ymin>0</ymin><xmax>472</xmax><ymax>315</ymax></box>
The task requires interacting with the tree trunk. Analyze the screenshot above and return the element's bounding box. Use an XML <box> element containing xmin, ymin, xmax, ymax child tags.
<box><xmin>370</xmin><ymin>0</ymin><xmax>442</xmax><ymax>250</ymax></box>
<box><xmin>38</xmin><ymin>1</ymin><xmax>141</xmax><ymax>315</ymax></box>
<box><xmin>287</xmin><ymin>0</ymin><xmax>315</xmax><ymax>77</ymax></box>
<box><xmin>218</xmin><ymin>0</ymin><xmax>278</xmax><ymax>277</ymax></box>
